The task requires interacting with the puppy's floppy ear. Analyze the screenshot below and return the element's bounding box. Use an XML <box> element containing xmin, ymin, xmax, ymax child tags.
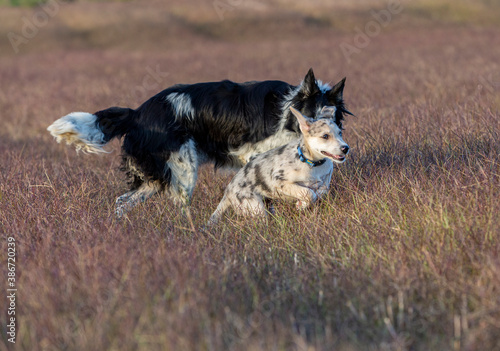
<box><xmin>327</xmin><ymin>77</ymin><xmax>346</xmax><ymax>104</ymax></box>
<box><xmin>300</xmin><ymin>68</ymin><xmax>320</xmax><ymax>96</ymax></box>
<box><xmin>290</xmin><ymin>107</ymin><xmax>312</xmax><ymax>133</ymax></box>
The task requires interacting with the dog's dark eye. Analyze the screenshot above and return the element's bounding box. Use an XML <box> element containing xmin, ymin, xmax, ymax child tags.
<box><xmin>322</xmin><ymin>134</ymin><xmax>329</xmax><ymax>140</ymax></box>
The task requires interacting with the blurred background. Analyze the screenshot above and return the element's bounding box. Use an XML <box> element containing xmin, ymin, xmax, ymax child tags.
<box><xmin>2</xmin><ymin>0</ymin><xmax>500</xmax><ymax>102</ymax></box>
<box><xmin>1</xmin><ymin>2</ymin><xmax>500</xmax><ymax>350</ymax></box>
<box><xmin>1</xmin><ymin>0</ymin><xmax>500</xmax><ymax>124</ymax></box>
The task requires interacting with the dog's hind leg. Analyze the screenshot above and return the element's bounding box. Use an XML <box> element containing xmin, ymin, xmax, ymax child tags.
<box><xmin>207</xmin><ymin>195</ymin><xmax>231</xmax><ymax>226</ymax></box>
<box><xmin>115</xmin><ymin>181</ymin><xmax>162</xmax><ymax>218</ymax></box>
<box><xmin>166</xmin><ymin>139</ymin><xmax>199</xmax><ymax>207</ymax></box>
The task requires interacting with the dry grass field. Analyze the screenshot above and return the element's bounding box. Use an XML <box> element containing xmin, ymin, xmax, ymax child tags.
<box><xmin>1</xmin><ymin>0</ymin><xmax>500</xmax><ymax>350</ymax></box>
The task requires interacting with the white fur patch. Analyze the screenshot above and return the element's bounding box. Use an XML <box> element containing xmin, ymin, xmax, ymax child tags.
<box><xmin>167</xmin><ymin>139</ymin><xmax>199</xmax><ymax>205</ymax></box>
<box><xmin>47</xmin><ymin>112</ymin><xmax>108</xmax><ymax>154</ymax></box>
<box><xmin>166</xmin><ymin>92</ymin><xmax>195</xmax><ymax>121</ymax></box>
<box><xmin>316</xmin><ymin>80</ymin><xmax>332</xmax><ymax>93</ymax></box>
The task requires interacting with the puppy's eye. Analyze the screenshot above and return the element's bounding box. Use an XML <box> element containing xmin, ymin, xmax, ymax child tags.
<box><xmin>339</xmin><ymin>131</ymin><xmax>342</xmax><ymax>137</ymax></box>
<box><xmin>322</xmin><ymin>134</ymin><xmax>329</xmax><ymax>140</ymax></box>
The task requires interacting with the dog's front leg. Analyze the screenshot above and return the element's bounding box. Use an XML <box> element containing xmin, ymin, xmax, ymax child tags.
<box><xmin>166</xmin><ymin>139</ymin><xmax>199</xmax><ymax>207</ymax></box>
<box><xmin>278</xmin><ymin>183</ymin><xmax>318</xmax><ymax>210</ymax></box>
<box><xmin>295</xmin><ymin>192</ymin><xmax>318</xmax><ymax>210</ymax></box>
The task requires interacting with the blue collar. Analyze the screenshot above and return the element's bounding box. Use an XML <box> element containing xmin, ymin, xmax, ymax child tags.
<box><xmin>297</xmin><ymin>145</ymin><xmax>326</xmax><ymax>168</ymax></box>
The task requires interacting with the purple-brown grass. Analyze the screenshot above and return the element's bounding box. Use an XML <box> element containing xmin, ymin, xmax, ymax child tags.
<box><xmin>1</xmin><ymin>1</ymin><xmax>500</xmax><ymax>350</ymax></box>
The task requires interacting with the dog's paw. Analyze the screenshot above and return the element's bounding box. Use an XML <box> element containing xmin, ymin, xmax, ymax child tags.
<box><xmin>296</xmin><ymin>200</ymin><xmax>310</xmax><ymax>210</ymax></box>
<box><xmin>115</xmin><ymin>206</ymin><xmax>125</xmax><ymax>218</ymax></box>
<box><xmin>115</xmin><ymin>194</ymin><xmax>131</xmax><ymax>206</ymax></box>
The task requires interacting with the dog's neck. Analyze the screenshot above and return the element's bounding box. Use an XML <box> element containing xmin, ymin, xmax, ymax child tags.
<box><xmin>297</xmin><ymin>138</ymin><xmax>326</xmax><ymax>167</ymax></box>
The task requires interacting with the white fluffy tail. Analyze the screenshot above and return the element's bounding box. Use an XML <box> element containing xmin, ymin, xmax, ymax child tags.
<box><xmin>47</xmin><ymin>112</ymin><xmax>108</xmax><ymax>154</ymax></box>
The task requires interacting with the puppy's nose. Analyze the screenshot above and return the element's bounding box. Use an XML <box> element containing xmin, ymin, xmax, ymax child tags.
<box><xmin>341</xmin><ymin>145</ymin><xmax>349</xmax><ymax>154</ymax></box>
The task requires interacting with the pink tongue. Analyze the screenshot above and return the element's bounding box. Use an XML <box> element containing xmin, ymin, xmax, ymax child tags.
<box><xmin>322</xmin><ymin>151</ymin><xmax>344</xmax><ymax>160</ymax></box>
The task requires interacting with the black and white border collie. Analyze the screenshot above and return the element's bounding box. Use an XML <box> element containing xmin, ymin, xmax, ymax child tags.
<box><xmin>48</xmin><ymin>68</ymin><xmax>352</xmax><ymax>217</ymax></box>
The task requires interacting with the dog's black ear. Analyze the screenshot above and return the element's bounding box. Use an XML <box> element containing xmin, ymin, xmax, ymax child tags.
<box><xmin>327</xmin><ymin>77</ymin><xmax>346</xmax><ymax>103</ymax></box>
<box><xmin>300</xmin><ymin>68</ymin><xmax>320</xmax><ymax>96</ymax></box>
<box><xmin>327</xmin><ymin>78</ymin><xmax>354</xmax><ymax>125</ymax></box>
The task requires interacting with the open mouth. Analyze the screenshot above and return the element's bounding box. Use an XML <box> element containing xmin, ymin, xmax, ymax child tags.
<box><xmin>321</xmin><ymin>151</ymin><xmax>346</xmax><ymax>162</ymax></box>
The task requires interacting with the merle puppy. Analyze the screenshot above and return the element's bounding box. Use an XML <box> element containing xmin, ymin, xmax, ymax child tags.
<box><xmin>208</xmin><ymin>106</ymin><xmax>349</xmax><ymax>224</ymax></box>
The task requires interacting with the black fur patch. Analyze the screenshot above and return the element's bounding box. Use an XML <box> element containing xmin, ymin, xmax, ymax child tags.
<box><xmin>276</xmin><ymin>145</ymin><xmax>287</xmax><ymax>155</ymax></box>
<box><xmin>274</xmin><ymin>169</ymin><xmax>287</xmax><ymax>181</ymax></box>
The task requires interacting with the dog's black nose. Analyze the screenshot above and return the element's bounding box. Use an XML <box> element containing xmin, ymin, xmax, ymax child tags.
<box><xmin>341</xmin><ymin>145</ymin><xmax>349</xmax><ymax>154</ymax></box>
